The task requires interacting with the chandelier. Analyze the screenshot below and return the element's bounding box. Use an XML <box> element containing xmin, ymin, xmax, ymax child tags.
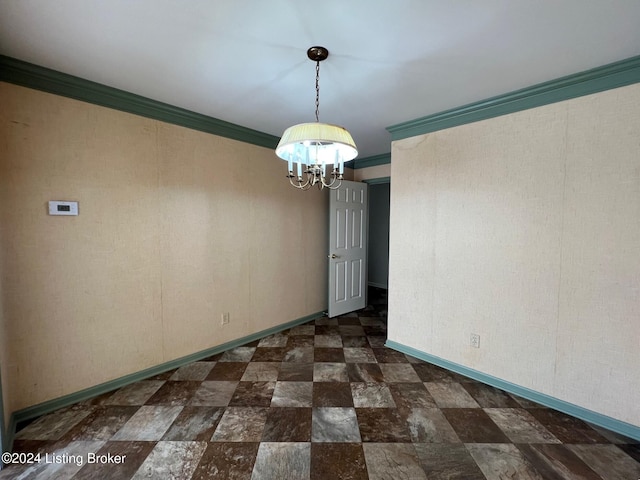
<box><xmin>275</xmin><ymin>46</ymin><xmax>358</xmax><ymax>190</ymax></box>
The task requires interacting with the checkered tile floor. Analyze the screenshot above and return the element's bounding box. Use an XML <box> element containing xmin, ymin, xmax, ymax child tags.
<box><xmin>2</xmin><ymin>289</ymin><xmax>639</xmax><ymax>479</ymax></box>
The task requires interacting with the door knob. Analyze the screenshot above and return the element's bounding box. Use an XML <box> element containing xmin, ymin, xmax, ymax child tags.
<box><xmin>328</xmin><ymin>254</ymin><xmax>339</xmax><ymax>259</ymax></box>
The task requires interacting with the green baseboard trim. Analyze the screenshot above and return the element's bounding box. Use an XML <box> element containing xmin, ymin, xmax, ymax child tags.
<box><xmin>385</xmin><ymin>339</ymin><xmax>640</xmax><ymax>441</ymax></box>
<box><xmin>387</xmin><ymin>55</ymin><xmax>640</xmax><ymax>141</ymax></box>
<box><xmin>0</xmin><ymin>55</ymin><xmax>279</xmax><ymax>150</ymax></box>
<box><xmin>6</xmin><ymin>311</ymin><xmax>323</xmax><ymax>451</ymax></box>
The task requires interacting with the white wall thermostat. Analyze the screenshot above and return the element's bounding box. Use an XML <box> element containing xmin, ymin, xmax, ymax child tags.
<box><xmin>48</xmin><ymin>201</ymin><xmax>79</xmax><ymax>216</ymax></box>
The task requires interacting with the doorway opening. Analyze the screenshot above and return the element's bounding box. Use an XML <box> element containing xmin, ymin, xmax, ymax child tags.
<box><xmin>365</xmin><ymin>177</ymin><xmax>390</xmax><ymax>291</ymax></box>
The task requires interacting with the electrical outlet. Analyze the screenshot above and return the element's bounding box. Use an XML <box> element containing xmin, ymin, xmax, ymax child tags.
<box><xmin>470</xmin><ymin>333</ymin><xmax>480</xmax><ymax>348</ymax></box>
<box><xmin>221</xmin><ymin>313</ymin><xmax>230</xmax><ymax>325</ymax></box>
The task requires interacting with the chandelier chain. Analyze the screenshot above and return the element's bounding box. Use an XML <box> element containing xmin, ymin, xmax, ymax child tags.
<box><xmin>315</xmin><ymin>61</ymin><xmax>320</xmax><ymax>122</ymax></box>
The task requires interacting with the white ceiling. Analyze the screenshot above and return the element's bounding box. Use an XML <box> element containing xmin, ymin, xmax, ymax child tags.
<box><xmin>2</xmin><ymin>0</ymin><xmax>640</xmax><ymax>158</ymax></box>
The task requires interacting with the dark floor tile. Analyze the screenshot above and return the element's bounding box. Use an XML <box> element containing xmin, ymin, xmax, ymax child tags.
<box><xmin>516</xmin><ymin>443</ymin><xmax>603</xmax><ymax>480</ymax></box>
<box><xmin>9</xmin><ymin>439</ymin><xmax>50</xmax><ymax>455</ymax></box>
<box><xmin>338</xmin><ymin>317</ymin><xmax>362</xmax><ymax>325</ymax></box>
<box><xmin>363</xmin><ymin>326</ymin><xmax>386</xmax><ymax>336</ymax></box>
<box><xmin>356</xmin><ymin>408</ymin><xmax>411</xmax><ymax>442</ymax></box>
<box><xmin>228</xmin><ymin>381</ymin><xmax>276</xmax><ymax>407</ymax></box>
<box><xmin>342</xmin><ymin>336</ymin><xmax>369</xmax><ymax>347</ymax></box>
<box><xmin>288</xmin><ymin>324</ymin><xmax>315</xmax><ymax>336</ymax></box>
<box><xmin>372</xmin><ymin>347</ymin><xmax>408</xmax><ymax>363</ymax></box>
<box><xmin>527</xmin><ymin>408</ymin><xmax>610</xmax><ymax>443</ymax></box>
<box><xmin>287</xmin><ymin>335</ymin><xmax>314</xmax><ymax>347</ymax></box>
<box><xmin>314</xmin><ymin>325</ymin><xmax>341</xmax><ymax>335</ymax></box>
<box><xmin>442</xmin><ymin>408</ymin><xmax>510</xmax><ymax>443</ymax></box>
<box><xmin>389</xmin><ymin>383</ymin><xmax>437</xmax><ymax>411</ymax></box>
<box><xmin>314</xmin><ymin>317</ymin><xmax>339</xmax><ymax>326</ymax></box>
<box><xmin>359</xmin><ymin>317</ymin><xmax>385</xmax><ymax>327</ymax></box>
<box><xmin>72</xmin><ymin>441</ymin><xmax>155</xmax><ymax>479</ymax></box>
<box><xmin>311</xmin><ymin>443</ymin><xmax>368</xmax><ymax>480</ymax></box>
<box><xmin>251</xmin><ymin>347</ymin><xmax>288</xmax><ymax>362</ymax></box>
<box><xmin>314</xmin><ymin>347</ymin><xmax>346</xmax><ymax>362</ymax></box>
<box><xmin>568</xmin><ymin>444</ymin><xmax>640</xmax><ymax>480</ymax></box>
<box><xmin>414</xmin><ymin>443</ymin><xmax>485</xmax><ymax>479</ymax></box>
<box><xmin>346</xmin><ymin>363</ymin><xmax>384</xmax><ymax>382</ymax></box>
<box><xmin>262</xmin><ymin>407</ymin><xmax>312</xmax><ymax>441</ymax></box>
<box><xmin>62</xmin><ymin>405</ymin><xmax>139</xmax><ymax>441</ymax></box>
<box><xmin>466</xmin><ymin>443</ymin><xmax>545</xmax><ymax>480</ymax></box>
<box><xmin>313</xmin><ymin>382</ymin><xmax>354</xmax><ymax>407</ymax></box>
<box><xmin>411</xmin><ymin>362</ymin><xmax>459</xmax><ymax>382</ymax></box>
<box><xmin>461</xmin><ymin>382</ymin><xmax>520</xmax><ymax>407</ymax></box>
<box><xmin>189</xmin><ymin>381</ymin><xmax>238</xmax><ymax>406</ymax></box>
<box><xmin>205</xmin><ymin>362</ymin><xmax>248</xmax><ymax>381</ymax></box>
<box><xmin>161</xmin><ymin>406</ymin><xmax>225</xmax><ymax>441</ymax></box>
<box><xmin>190</xmin><ymin>442</ymin><xmax>259</xmax><ymax>480</ymax></box>
<box><xmin>278</xmin><ymin>362</ymin><xmax>314</xmax><ymax>381</ymax></box>
<box><xmin>619</xmin><ymin>443</ymin><xmax>640</xmax><ymax>462</ymax></box>
<box><xmin>362</xmin><ymin>443</ymin><xmax>427</xmax><ymax>479</ymax></box>
<box><xmin>367</xmin><ymin>336</ymin><xmax>387</xmax><ymax>347</ymax></box>
<box><xmin>339</xmin><ymin>325</ymin><xmax>366</xmax><ymax>336</ymax></box>
<box><xmin>144</xmin><ymin>381</ymin><xmax>200</xmax><ymax>406</ymax></box>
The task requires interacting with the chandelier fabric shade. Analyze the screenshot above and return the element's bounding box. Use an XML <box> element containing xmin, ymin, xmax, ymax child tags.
<box><xmin>275</xmin><ymin>46</ymin><xmax>358</xmax><ymax>190</ymax></box>
<box><xmin>276</xmin><ymin>122</ymin><xmax>357</xmax><ymax>167</ymax></box>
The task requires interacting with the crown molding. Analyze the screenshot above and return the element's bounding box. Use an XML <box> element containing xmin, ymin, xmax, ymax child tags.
<box><xmin>387</xmin><ymin>55</ymin><xmax>640</xmax><ymax>140</ymax></box>
<box><xmin>0</xmin><ymin>55</ymin><xmax>280</xmax><ymax>149</ymax></box>
<box><xmin>363</xmin><ymin>176</ymin><xmax>391</xmax><ymax>185</ymax></box>
<box><xmin>350</xmin><ymin>153</ymin><xmax>391</xmax><ymax>169</ymax></box>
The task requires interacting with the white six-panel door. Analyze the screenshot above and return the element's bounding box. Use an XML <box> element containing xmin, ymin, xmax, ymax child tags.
<box><xmin>328</xmin><ymin>180</ymin><xmax>368</xmax><ymax>317</ymax></box>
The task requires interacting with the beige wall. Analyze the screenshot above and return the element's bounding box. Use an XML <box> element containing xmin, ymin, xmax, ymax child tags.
<box><xmin>388</xmin><ymin>83</ymin><xmax>640</xmax><ymax>426</ymax></box>
<box><xmin>0</xmin><ymin>82</ymin><xmax>328</xmax><ymax>414</ymax></box>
